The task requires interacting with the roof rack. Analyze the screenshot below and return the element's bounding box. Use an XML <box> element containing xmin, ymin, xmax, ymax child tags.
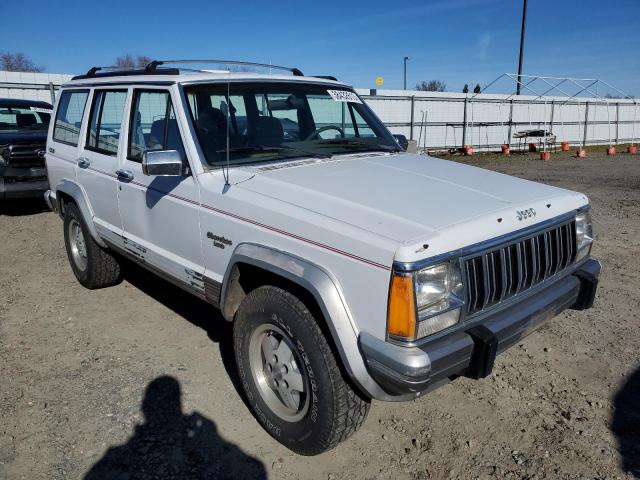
<box><xmin>310</xmin><ymin>75</ymin><xmax>338</xmax><ymax>81</ymax></box>
<box><xmin>72</xmin><ymin>65</ymin><xmax>180</xmax><ymax>80</ymax></box>
<box><xmin>144</xmin><ymin>59</ymin><xmax>304</xmax><ymax>76</ymax></box>
<box><xmin>72</xmin><ymin>59</ymin><xmax>305</xmax><ymax>81</ymax></box>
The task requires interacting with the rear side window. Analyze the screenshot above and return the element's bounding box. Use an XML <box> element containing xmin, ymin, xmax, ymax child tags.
<box><xmin>53</xmin><ymin>90</ymin><xmax>89</xmax><ymax>145</ymax></box>
<box><xmin>86</xmin><ymin>90</ymin><xmax>127</xmax><ymax>156</ymax></box>
<box><xmin>128</xmin><ymin>90</ymin><xmax>185</xmax><ymax>162</ymax></box>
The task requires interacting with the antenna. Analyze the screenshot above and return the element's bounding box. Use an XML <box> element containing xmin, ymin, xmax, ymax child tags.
<box><xmin>224</xmin><ymin>82</ymin><xmax>231</xmax><ymax>187</ymax></box>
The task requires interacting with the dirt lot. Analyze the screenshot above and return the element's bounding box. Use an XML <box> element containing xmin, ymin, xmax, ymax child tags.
<box><xmin>1</xmin><ymin>148</ymin><xmax>639</xmax><ymax>479</ymax></box>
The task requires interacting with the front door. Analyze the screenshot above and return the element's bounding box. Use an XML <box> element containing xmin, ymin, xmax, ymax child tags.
<box><xmin>117</xmin><ymin>88</ymin><xmax>203</xmax><ymax>288</ymax></box>
<box><xmin>76</xmin><ymin>89</ymin><xmax>128</xmax><ymax>246</ymax></box>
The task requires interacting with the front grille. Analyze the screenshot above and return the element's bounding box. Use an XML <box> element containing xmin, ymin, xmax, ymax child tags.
<box><xmin>464</xmin><ymin>219</ymin><xmax>577</xmax><ymax>315</ymax></box>
<box><xmin>1</xmin><ymin>143</ymin><xmax>46</xmax><ymax>167</ymax></box>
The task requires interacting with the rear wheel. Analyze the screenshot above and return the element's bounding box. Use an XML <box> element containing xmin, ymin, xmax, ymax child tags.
<box><xmin>233</xmin><ymin>285</ymin><xmax>370</xmax><ymax>455</ymax></box>
<box><xmin>63</xmin><ymin>202</ymin><xmax>121</xmax><ymax>289</ymax></box>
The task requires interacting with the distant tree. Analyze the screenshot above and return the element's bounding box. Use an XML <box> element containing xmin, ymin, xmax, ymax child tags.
<box><xmin>462</xmin><ymin>84</ymin><xmax>469</xmax><ymax>94</ymax></box>
<box><xmin>225</xmin><ymin>64</ymin><xmax>257</xmax><ymax>73</ymax></box>
<box><xmin>415</xmin><ymin>80</ymin><xmax>446</xmax><ymax>92</ymax></box>
<box><xmin>604</xmin><ymin>93</ymin><xmax>635</xmax><ymax>99</ymax></box>
<box><xmin>136</xmin><ymin>55</ymin><xmax>153</xmax><ymax>68</ymax></box>
<box><xmin>114</xmin><ymin>54</ymin><xmax>152</xmax><ymax>69</ymax></box>
<box><xmin>0</xmin><ymin>52</ymin><xmax>44</xmax><ymax>72</ymax></box>
<box><xmin>473</xmin><ymin>83</ymin><xmax>481</xmax><ymax>94</ymax></box>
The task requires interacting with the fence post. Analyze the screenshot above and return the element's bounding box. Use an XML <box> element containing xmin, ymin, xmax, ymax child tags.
<box><xmin>549</xmin><ymin>100</ymin><xmax>555</xmax><ymax>132</ymax></box>
<box><xmin>615</xmin><ymin>102</ymin><xmax>620</xmax><ymax>145</ymax></box>
<box><xmin>48</xmin><ymin>82</ymin><xmax>55</xmax><ymax>104</ymax></box>
<box><xmin>461</xmin><ymin>96</ymin><xmax>468</xmax><ymax>148</ymax></box>
<box><xmin>582</xmin><ymin>101</ymin><xmax>589</xmax><ymax>148</ymax></box>
<box><xmin>409</xmin><ymin>96</ymin><xmax>415</xmax><ymax>141</ymax></box>
<box><xmin>507</xmin><ymin>99</ymin><xmax>514</xmax><ymax>147</ymax></box>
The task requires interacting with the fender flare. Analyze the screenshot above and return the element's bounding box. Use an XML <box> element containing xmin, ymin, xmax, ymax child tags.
<box><xmin>55</xmin><ymin>179</ymin><xmax>107</xmax><ymax>248</ymax></box>
<box><xmin>220</xmin><ymin>243</ymin><xmax>385</xmax><ymax>399</ymax></box>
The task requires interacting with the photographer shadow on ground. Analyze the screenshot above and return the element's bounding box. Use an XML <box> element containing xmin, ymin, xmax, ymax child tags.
<box><xmin>612</xmin><ymin>365</ymin><xmax>640</xmax><ymax>478</ymax></box>
<box><xmin>84</xmin><ymin>376</ymin><xmax>266</xmax><ymax>480</ymax></box>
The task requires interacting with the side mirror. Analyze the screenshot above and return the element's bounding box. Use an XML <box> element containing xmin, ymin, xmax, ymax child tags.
<box><xmin>142</xmin><ymin>150</ymin><xmax>183</xmax><ymax>176</ymax></box>
<box><xmin>392</xmin><ymin>134</ymin><xmax>409</xmax><ymax>151</ymax></box>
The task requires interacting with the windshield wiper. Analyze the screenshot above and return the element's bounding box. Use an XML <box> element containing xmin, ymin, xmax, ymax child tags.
<box><xmin>316</xmin><ymin>139</ymin><xmax>400</xmax><ymax>153</ymax></box>
<box><xmin>217</xmin><ymin>145</ymin><xmax>332</xmax><ymax>158</ymax></box>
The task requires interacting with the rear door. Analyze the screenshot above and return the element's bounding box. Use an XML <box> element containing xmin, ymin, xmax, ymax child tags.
<box><xmin>76</xmin><ymin>89</ymin><xmax>128</xmax><ymax>246</ymax></box>
<box><xmin>47</xmin><ymin>89</ymin><xmax>90</xmax><ymax>184</ymax></box>
<box><xmin>117</xmin><ymin>87</ymin><xmax>204</xmax><ymax>287</ymax></box>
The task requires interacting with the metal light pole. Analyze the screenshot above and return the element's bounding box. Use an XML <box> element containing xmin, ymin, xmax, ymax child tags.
<box><xmin>403</xmin><ymin>56</ymin><xmax>409</xmax><ymax>90</ymax></box>
<box><xmin>516</xmin><ymin>0</ymin><xmax>528</xmax><ymax>95</ymax></box>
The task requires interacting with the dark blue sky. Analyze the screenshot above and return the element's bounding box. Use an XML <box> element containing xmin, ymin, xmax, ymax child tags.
<box><xmin>1</xmin><ymin>0</ymin><xmax>638</xmax><ymax>94</ymax></box>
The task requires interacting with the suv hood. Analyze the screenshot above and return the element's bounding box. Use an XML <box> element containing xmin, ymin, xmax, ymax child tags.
<box><xmin>239</xmin><ymin>153</ymin><xmax>585</xmax><ymax>251</ymax></box>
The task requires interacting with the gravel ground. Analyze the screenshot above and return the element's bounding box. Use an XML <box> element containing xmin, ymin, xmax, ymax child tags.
<box><xmin>1</xmin><ymin>148</ymin><xmax>639</xmax><ymax>479</ymax></box>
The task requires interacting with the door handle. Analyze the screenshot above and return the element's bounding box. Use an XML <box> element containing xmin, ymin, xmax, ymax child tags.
<box><xmin>77</xmin><ymin>158</ymin><xmax>90</xmax><ymax>168</ymax></box>
<box><xmin>115</xmin><ymin>169</ymin><xmax>134</xmax><ymax>181</ymax></box>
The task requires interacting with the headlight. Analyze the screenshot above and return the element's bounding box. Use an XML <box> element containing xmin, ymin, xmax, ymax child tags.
<box><xmin>575</xmin><ymin>208</ymin><xmax>593</xmax><ymax>262</ymax></box>
<box><xmin>387</xmin><ymin>260</ymin><xmax>464</xmax><ymax>341</ymax></box>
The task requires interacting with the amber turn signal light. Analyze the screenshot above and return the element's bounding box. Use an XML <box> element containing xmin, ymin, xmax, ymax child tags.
<box><xmin>387</xmin><ymin>274</ymin><xmax>417</xmax><ymax>340</ymax></box>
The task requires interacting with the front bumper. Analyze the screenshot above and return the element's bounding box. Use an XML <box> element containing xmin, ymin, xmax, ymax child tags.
<box><xmin>0</xmin><ymin>166</ymin><xmax>49</xmax><ymax>200</ymax></box>
<box><xmin>359</xmin><ymin>258</ymin><xmax>601</xmax><ymax>399</ymax></box>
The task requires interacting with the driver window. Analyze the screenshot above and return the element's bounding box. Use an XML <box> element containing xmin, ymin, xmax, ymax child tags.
<box><xmin>128</xmin><ymin>90</ymin><xmax>186</xmax><ymax>163</ymax></box>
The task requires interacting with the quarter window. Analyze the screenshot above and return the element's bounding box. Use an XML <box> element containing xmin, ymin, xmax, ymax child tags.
<box><xmin>128</xmin><ymin>90</ymin><xmax>185</xmax><ymax>162</ymax></box>
<box><xmin>53</xmin><ymin>90</ymin><xmax>89</xmax><ymax>145</ymax></box>
<box><xmin>86</xmin><ymin>90</ymin><xmax>127</xmax><ymax>156</ymax></box>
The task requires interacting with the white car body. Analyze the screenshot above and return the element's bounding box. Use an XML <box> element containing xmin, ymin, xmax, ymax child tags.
<box><xmin>44</xmin><ymin>67</ymin><xmax>600</xmax><ymax>403</ymax></box>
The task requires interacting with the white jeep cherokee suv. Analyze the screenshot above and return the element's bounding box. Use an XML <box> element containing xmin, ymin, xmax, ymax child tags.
<box><xmin>44</xmin><ymin>60</ymin><xmax>601</xmax><ymax>455</ymax></box>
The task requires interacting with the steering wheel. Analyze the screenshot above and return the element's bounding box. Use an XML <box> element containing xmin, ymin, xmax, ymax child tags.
<box><xmin>304</xmin><ymin>125</ymin><xmax>345</xmax><ymax>141</ymax></box>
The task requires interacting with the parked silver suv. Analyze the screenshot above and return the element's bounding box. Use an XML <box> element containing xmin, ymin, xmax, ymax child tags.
<box><xmin>44</xmin><ymin>60</ymin><xmax>601</xmax><ymax>455</ymax></box>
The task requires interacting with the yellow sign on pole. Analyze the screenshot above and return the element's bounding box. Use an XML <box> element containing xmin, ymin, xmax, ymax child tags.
<box><xmin>375</xmin><ymin>76</ymin><xmax>384</xmax><ymax>86</ymax></box>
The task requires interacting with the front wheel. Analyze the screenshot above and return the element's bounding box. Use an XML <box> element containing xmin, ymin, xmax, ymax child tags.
<box><xmin>233</xmin><ymin>286</ymin><xmax>370</xmax><ymax>455</ymax></box>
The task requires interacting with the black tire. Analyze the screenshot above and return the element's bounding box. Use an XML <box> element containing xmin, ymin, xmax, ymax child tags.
<box><xmin>233</xmin><ymin>285</ymin><xmax>370</xmax><ymax>455</ymax></box>
<box><xmin>63</xmin><ymin>202</ymin><xmax>121</xmax><ymax>289</ymax></box>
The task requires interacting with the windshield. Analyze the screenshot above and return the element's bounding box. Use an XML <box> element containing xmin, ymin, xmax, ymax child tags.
<box><xmin>0</xmin><ymin>106</ymin><xmax>50</xmax><ymax>131</ymax></box>
<box><xmin>185</xmin><ymin>82</ymin><xmax>399</xmax><ymax>167</ymax></box>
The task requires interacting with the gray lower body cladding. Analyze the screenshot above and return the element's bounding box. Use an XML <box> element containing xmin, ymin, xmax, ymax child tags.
<box><xmin>0</xmin><ymin>166</ymin><xmax>49</xmax><ymax>200</ymax></box>
<box><xmin>359</xmin><ymin>257</ymin><xmax>601</xmax><ymax>399</ymax></box>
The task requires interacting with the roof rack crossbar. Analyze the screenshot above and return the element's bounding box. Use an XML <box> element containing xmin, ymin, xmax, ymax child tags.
<box><xmin>144</xmin><ymin>59</ymin><xmax>304</xmax><ymax>76</ymax></box>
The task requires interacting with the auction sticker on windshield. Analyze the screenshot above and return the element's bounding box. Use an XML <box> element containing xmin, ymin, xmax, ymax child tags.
<box><xmin>327</xmin><ymin>90</ymin><xmax>362</xmax><ymax>104</ymax></box>
<box><xmin>30</xmin><ymin>106</ymin><xmax>52</xmax><ymax>113</ymax></box>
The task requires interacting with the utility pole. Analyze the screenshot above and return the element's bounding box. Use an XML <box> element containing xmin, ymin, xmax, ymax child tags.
<box><xmin>404</xmin><ymin>56</ymin><xmax>409</xmax><ymax>90</ymax></box>
<box><xmin>516</xmin><ymin>0</ymin><xmax>528</xmax><ymax>95</ymax></box>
